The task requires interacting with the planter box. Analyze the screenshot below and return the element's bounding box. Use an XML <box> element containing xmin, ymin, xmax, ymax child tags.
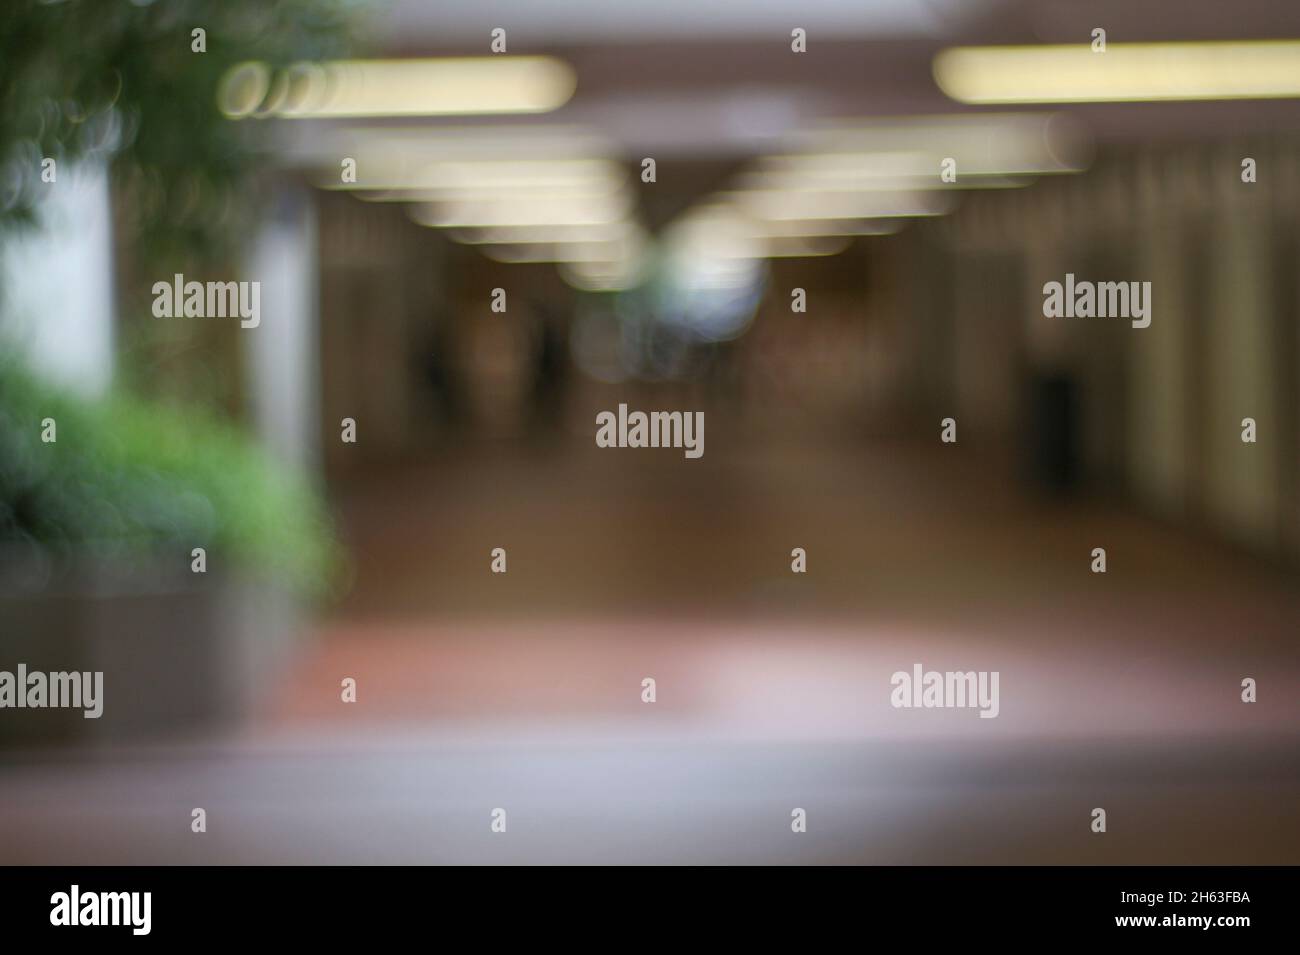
<box><xmin>0</xmin><ymin>551</ymin><xmax>302</xmax><ymax>747</ymax></box>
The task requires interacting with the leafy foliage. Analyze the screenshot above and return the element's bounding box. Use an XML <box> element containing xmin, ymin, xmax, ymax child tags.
<box><xmin>0</xmin><ymin>0</ymin><xmax>358</xmax><ymax>261</ymax></box>
<box><xmin>0</xmin><ymin>357</ymin><xmax>342</xmax><ymax>597</ymax></box>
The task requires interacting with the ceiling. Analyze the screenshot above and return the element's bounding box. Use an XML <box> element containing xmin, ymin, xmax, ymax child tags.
<box><xmin>367</xmin><ymin>0</ymin><xmax>989</xmax><ymax>46</ymax></box>
<box><xmin>343</xmin><ymin>0</ymin><xmax>1300</xmax><ymax>154</ymax></box>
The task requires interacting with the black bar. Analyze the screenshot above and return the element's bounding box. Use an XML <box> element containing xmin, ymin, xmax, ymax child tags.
<box><xmin>0</xmin><ymin>866</ymin><xmax>1288</xmax><ymax>941</ymax></box>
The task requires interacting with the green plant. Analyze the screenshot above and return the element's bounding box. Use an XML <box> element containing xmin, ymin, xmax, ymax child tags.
<box><xmin>1</xmin><ymin>0</ymin><xmax>359</xmax><ymax>262</ymax></box>
<box><xmin>0</xmin><ymin>3</ymin><xmax>355</xmax><ymax>595</ymax></box>
<box><xmin>0</xmin><ymin>357</ymin><xmax>341</xmax><ymax>598</ymax></box>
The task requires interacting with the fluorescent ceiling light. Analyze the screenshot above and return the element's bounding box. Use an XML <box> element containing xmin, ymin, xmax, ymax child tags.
<box><xmin>323</xmin><ymin>158</ymin><xmax>625</xmax><ymax>193</ymax></box>
<box><xmin>559</xmin><ymin>258</ymin><xmax>650</xmax><ymax>292</ymax></box>
<box><xmin>224</xmin><ymin>57</ymin><xmax>576</xmax><ymax>119</ymax></box>
<box><xmin>412</xmin><ymin>159</ymin><xmax>624</xmax><ymax>191</ymax></box>
<box><xmin>727</xmin><ymin>188</ymin><xmax>950</xmax><ymax>220</ymax></box>
<box><xmin>748</xmin><ymin>148</ymin><xmax>1043</xmax><ymax>186</ymax></box>
<box><xmin>471</xmin><ymin>225</ymin><xmax>647</xmax><ymax>264</ymax></box>
<box><xmin>358</xmin><ymin>184</ymin><xmax>625</xmax><ymax>203</ymax></box>
<box><xmin>754</xmin><ymin>151</ymin><xmax>933</xmax><ymax>181</ymax></box>
<box><xmin>788</xmin><ymin>115</ymin><xmax>1086</xmax><ymax>174</ymax></box>
<box><xmin>759</xmin><ymin>235</ymin><xmax>852</xmax><ymax>257</ymax></box>
<box><xmin>480</xmin><ymin>237</ymin><xmax>644</xmax><ymax>264</ymax></box>
<box><xmin>664</xmin><ymin>202</ymin><xmax>876</xmax><ymax>261</ymax></box>
<box><xmin>410</xmin><ymin>193</ymin><xmax>632</xmax><ymax>228</ymax></box>
<box><xmin>746</xmin><ymin>218</ymin><xmax>901</xmax><ymax>238</ymax></box>
<box><xmin>934</xmin><ymin>41</ymin><xmax>1300</xmax><ymax>104</ymax></box>
<box><xmin>736</xmin><ymin>167</ymin><xmax>1030</xmax><ymax>192</ymax></box>
<box><xmin>326</xmin><ymin>126</ymin><xmax>609</xmax><ymax>160</ymax></box>
<box><xmin>448</xmin><ymin>223</ymin><xmax>635</xmax><ymax>245</ymax></box>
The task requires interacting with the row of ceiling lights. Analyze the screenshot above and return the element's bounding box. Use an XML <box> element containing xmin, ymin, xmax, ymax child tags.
<box><xmin>219</xmin><ymin>40</ymin><xmax>1300</xmax><ymax>289</ymax></box>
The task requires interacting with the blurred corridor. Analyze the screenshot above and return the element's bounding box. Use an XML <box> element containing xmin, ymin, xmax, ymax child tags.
<box><xmin>2</xmin><ymin>0</ymin><xmax>1300</xmax><ymax>865</ymax></box>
